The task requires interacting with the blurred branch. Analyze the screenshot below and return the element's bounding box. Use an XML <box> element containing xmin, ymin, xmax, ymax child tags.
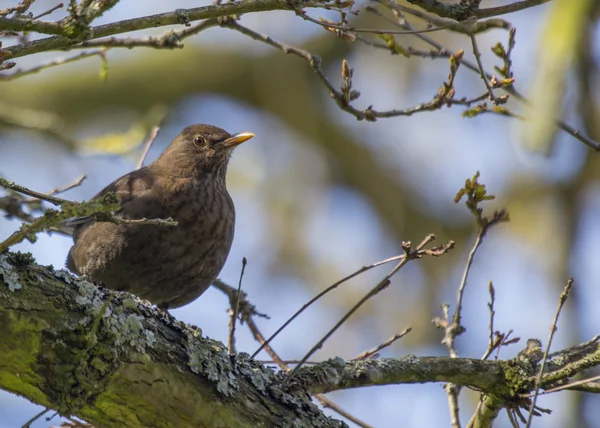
<box><xmin>365</xmin><ymin>5</ymin><xmax>600</xmax><ymax>151</ymax></box>
<box><xmin>378</xmin><ymin>0</ymin><xmax>512</xmax><ymax>34</ymax></box>
<box><xmin>75</xmin><ymin>18</ymin><xmax>219</xmax><ymax>50</ymax></box>
<box><xmin>0</xmin><ymin>0</ymin><xmax>339</xmax><ymax>60</ymax></box>
<box><xmin>225</xmin><ymin>19</ymin><xmax>468</xmax><ymax>121</ymax></box>
<box><xmin>352</xmin><ymin>328</ymin><xmax>412</xmax><ymax>360</ymax></box>
<box><xmin>0</xmin><ymin>49</ymin><xmax>106</xmax><ymax>80</ymax></box>
<box><xmin>0</xmin><ymin>101</ymin><xmax>78</xmax><ymax>148</ymax></box>
<box><xmin>136</xmin><ymin>126</ymin><xmax>160</xmax><ymax>169</ymax></box>
<box><xmin>476</xmin><ymin>0</ymin><xmax>553</xmax><ymax>19</ymax></box>
<box><xmin>405</xmin><ymin>0</ymin><xmax>552</xmax><ymax>20</ymax></box>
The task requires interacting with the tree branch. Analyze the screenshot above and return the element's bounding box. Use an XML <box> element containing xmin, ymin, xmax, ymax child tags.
<box><xmin>0</xmin><ymin>252</ymin><xmax>344</xmax><ymax>428</ymax></box>
<box><xmin>0</xmin><ymin>0</ymin><xmax>330</xmax><ymax>60</ymax></box>
<box><xmin>1</xmin><ymin>252</ymin><xmax>599</xmax><ymax>427</ymax></box>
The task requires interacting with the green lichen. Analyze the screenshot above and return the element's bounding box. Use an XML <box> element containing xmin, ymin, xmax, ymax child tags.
<box><xmin>187</xmin><ymin>334</ymin><xmax>238</xmax><ymax>397</ymax></box>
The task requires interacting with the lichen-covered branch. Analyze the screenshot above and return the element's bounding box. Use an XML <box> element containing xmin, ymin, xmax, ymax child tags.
<box><xmin>1</xmin><ymin>253</ymin><xmax>600</xmax><ymax>427</ymax></box>
<box><xmin>0</xmin><ymin>252</ymin><xmax>344</xmax><ymax>428</ymax></box>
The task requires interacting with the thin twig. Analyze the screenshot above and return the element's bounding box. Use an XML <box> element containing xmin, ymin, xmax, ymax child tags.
<box><xmin>228</xmin><ymin>257</ymin><xmax>247</xmax><ymax>361</ymax></box>
<box><xmin>251</xmin><ymin>253</ymin><xmax>407</xmax><ymax>358</ymax></box>
<box><xmin>240</xmin><ymin>300</ymin><xmax>373</xmax><ymax>427</ymax></box>
<box><xmin>23</xmin><ymin>174</ymin><xmax>87</xmax><ymax>205</ymax></box>
<box><xmin>296</xmin><ymin>9</ymin><xmax>443</xmax><ymax>35</ymax></box>
<box><xmin>506</xmin><ymin>409</ymin><xmax>520</xmax><ymax>428</ymax></box>
<box><xmin>375</xmin><ymin>0</ymin><xmax>511</xmax><ymax>35</ymax></box>
<box><xmin>108</xmin><ymin>217</ymin><xmax>178</xmax><ymax>226</ymax></box>
<box><xmin>32</xmin><ymin>2</ymin><xmax>63</xmax><ymax>20</ymax></box>
<box><xmin>469</xmin><ymin>34</ymin><xmax>495</xmax><ymax>102</ymax></box>
<box><xmin>76</xmin><ymin>18</ymin><xmax>219</xmax><ymax>50</ymax></box>
<box><xmin>0</xmin><ymin>176</ymin><xmax>72</xmax><ymax>206</ymax></box>
<box><xmin>136</xmin><ymin>126</ymin><xmax>160</xmax><ymax>169</ymax></box>
<box><xmin>453</xmin><ymin>231</ymin><xmax>483</xmax><ymax>334</ymax></box>
<box><xmin>226</xmin><ymin>20</ymin><xmax>467</xmax><ymax>122</ymax></box>
<box><xmin>318</xmin><ymin>394</ymin><xmax>374</xmax><ymax>428</ymax></box>
<box><xmin>0</xmin><ymin>50</ymin><xmax>106</xmax><ymax>80</ymax></box>
<box><xmin>20</xmin><ymin>407</ymin><xmax>49</xmax><ymax>428</ymax></box>
<box><xmin>364</xmin><ymin>5</ymin><xmax>600</xmax><ymax>151</ymax></box>
<box><xmin>476</xmin><ymin>0</ymin><xmax>552</xmax><ymax>19</ymax></box>
<box><xmin>524</xmin><ymin>374</ymin><xmax>600</xmax><ymax>397</ymax></box>
<box><xmin>353</xmin><ymin>327</ymin><xmax>412</xmax><ymax>360</ymax></box>
<box><xmin>214</xmin><ymin>276</ymin><xmax>376</xmax><ymax>427</ymax></box>
<box><xmin>525</xmin><ymin>277</ymin><xmax>574</xmax><ymax>428</ymax></box>
<box><xmin>481</xmin><ymin>281</ymin><xmax>496</xmax><ymax>360</ymax></box>
<box><xmin>285</xmin><ymin>235</ymin><xmax>447</xmax><ymax>383</ymax></box>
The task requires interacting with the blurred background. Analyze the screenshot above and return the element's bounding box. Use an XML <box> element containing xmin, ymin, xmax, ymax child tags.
<box><xmin>1</xmin><ymin>0</ymin><xmax>600</xmax><ymax>427</ymax></box>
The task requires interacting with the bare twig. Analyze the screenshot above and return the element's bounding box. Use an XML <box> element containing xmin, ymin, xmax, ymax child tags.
<box><xmin>318</xmin><ymin>394</ymin><xmax>374</xmax><ymax>428</ymax></box>
<box><xmin>136</xmin><ymin>126</ymin><xmax>160</xmax><ymax>169</ymax></box>
<box><xmin>20</xmin><ymin>407</ymin><xmax>49</xmax><ymax>428</ymax></box>
<box><xmin>469</xmin><ymin>34</ymin><xmax>495</xmax><ymax>102</ymax></box>
<box><xmin>437</xmin><ymin>173</ymin><xmax>509</xmax><ymax>428</ymax></box>
<box><xmin>76</xmin><ymin>19</ymin><xmax>219</xmax><ymax>50</ymax></box>
<box><xmin>286</xmin><ymin>235</ymin><xmax>454</xmax><ymax>383</ymax></box>
<box><xmin>296</xmin><ymin>9</ymin><xmax>443</xmax><ymax>36</ymax></box>
<box><xmin>506</xmin><ymin>408</ymin><xmax>520</xmax><ymax>428</ymax></box>
<box><xmin>251</xmin><ymin>252</ymin><xmax>407</xmax><ymax>358</ymax></box>
<box><xmin>32</xmin><ymin>3</ymin><xmax>64</xmax><ymax>20</ymax></box>
<box><xmin>398</xmin><ymin>0</ymin><xmax>551</xmax><ymax>20</ymax></box>
<box><xmin>228</xmin><ymin>257</ymin><xmax>247</xmax><ymax>361</ymax></box>
<box><xmin>481</xmin><ymin>281</ymin><xmax>497</xmax><ymax>360</ymax></box>
<box><xmin>227</xmin><ymin>287</ymin><xmax>373</xmax><ymax>427</ymax></box>
<box><xmin>476</xmin><ymin>0</ymin><xmax>552</xmax><ymax>19</ymax></box>
<box><xmin>364</xmin><ymin>5</ymin><xmax>600</xmax><ymax>151</ymax></box>
<box><xmin>0</xmin><ymin>176</ymin><xmax>71</xmax><ymax>206</ymax></box>
<box><xmin>353</xmin><ymin>327</ymin><xmax>412</xmax><ymax>360</ymax></box>
<box><xmin>26</xmin><ymin>174</ymin><xmax>87</xmax><ymax>204</ymax></box>
<box><xmin>375</xmin><ymin>0</ymin><xmax>512</xmax><ymax>35</ymax></box>
<box><xmin>226</xmin><ymin>19</ymin><xmax>467</xmax><ymax>122</ymax></box>
<box><xmin>0</xmin><ymin>49</ymin><xmax>106</xmax><ymax>80</ymax></box>
<box><xmin>525</xmin><ymin>278</ymin><xmax>574</xmax><ymax>428</ymax></box>
<box><xmin>106</xmin><ymin>217</ymin><xmax>178</xmax><ymax>227</ymax></box>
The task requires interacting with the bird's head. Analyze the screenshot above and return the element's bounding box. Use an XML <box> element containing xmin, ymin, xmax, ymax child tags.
<box><xmin>155</xmin><ymin>124</ymin><xmax>254</xmax><ymax>178</ymax></box>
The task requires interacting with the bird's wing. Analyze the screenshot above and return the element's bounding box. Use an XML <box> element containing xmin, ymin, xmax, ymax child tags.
<box><xmin>64</xmin><ymin>166</ymin><xmax>163</xmax><ymax>231</ymax></box>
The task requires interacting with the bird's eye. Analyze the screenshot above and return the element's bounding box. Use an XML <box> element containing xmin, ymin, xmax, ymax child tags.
<box><xmin>193</xmin><ymin>135</ymin><xmax>207</xmax><ymax>146</ymax></box>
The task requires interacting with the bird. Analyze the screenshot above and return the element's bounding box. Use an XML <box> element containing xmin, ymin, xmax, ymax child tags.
<box><xmin>66</xmin><ymin>124</ymin><xmax>254</xmax><ymax>310</ymax></box>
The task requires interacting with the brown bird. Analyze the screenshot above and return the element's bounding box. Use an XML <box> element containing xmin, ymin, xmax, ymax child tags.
<box><xmin>66</xmin><ymin>124</ymin><xmax>254</xmax><ymax>310</ymax></box>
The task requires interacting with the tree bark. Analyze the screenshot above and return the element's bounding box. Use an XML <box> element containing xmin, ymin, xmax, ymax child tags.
<box><xmin>0</xmin><ymin>251</ymin><xmax>344</xmax><ymax>428</ymax></box>
<box><xmin>2</xmin><ymin>250</ymin><xmax>600</xmax><ymax>428</ymax></box>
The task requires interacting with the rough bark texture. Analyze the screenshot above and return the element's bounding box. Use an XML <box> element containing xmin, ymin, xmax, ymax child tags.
<box><xmin>2</xmin><ymin>250</ymin><xmax>600</xmax><ymax>428</ymax></box>
<box><xmin>0</xmin><ymin>251</ymin><xmax>344</xmax><ymax>428</ymax></box>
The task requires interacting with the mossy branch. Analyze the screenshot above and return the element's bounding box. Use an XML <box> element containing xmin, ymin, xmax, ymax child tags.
<box><xmin>0</xmin><ymin>193</ymin><xmax>121</xmax><ymax>252</ymax></box>
<box><xmin>0</xmin><ymin>253</ymin><xmax>599</xmax><ymax>427</ymax></box>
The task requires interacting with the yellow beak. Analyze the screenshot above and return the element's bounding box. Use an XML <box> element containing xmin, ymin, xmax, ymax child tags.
<box><xmin>222</xmin><ymin>132</ymin><xmax>254</xmax><ymax>147</ymax></box>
